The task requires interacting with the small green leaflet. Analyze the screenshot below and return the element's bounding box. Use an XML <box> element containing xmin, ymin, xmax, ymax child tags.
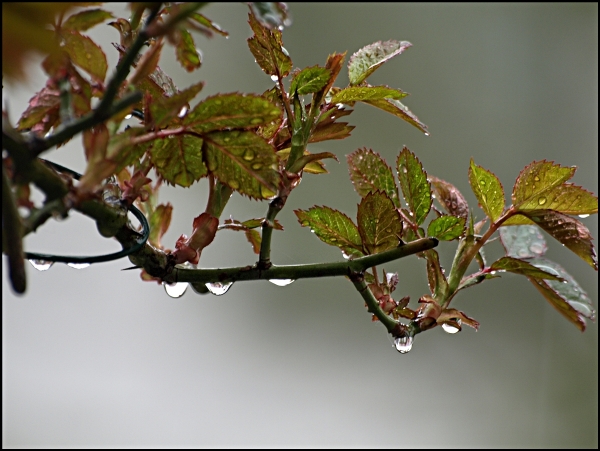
<box><xmin>427</xmin><ymin>215</ymin><xmax>465</xmax><ymax>241</ymax></box>
<box><xmin>522</xmin><ymin>210</ymin><xmax>597</xmax><ymax>270</ymax></box>
<box><xmin>204</xmin><ymin>130</ymin><xmax>280</xmax><ymax>199</ymax></box>
<box><xmin>176</xmin><ymin>28</ymin><xmax>201</xmax><ymax>72</ymax></box>
<box><xmin>397</xmin><ymin>147</ymin><xmax>431</xmax><ymax>226</ymax></box>
<box><xmin>184</xmin><ymin>93</ymin><xmax>282</xmax><ymax>133</ymax></box>
<box><xmin>150</xmin><ymin>134</ymin><xmax>207</xmax><ymax>187</ymax></box>
<box><xmin>287</xmin><ymin>152</ymin><xmax>338</xmax><ymax>174</ymax></box>
<box><xmin>295</xmin><ymin>206</ymin><xmax>364</xmax><ymax>258</ymax></box>
<box><xmin>62</xmin><ymin>30</ymin><xmax>107</xmax><ymax>82</ymax></box>
<box><xmin>363</xmin><ymin>98</ymin><xmax>428</xmax><ymax>134</ymax></box>
<box><xmin>150</xmin><ymin>81</ymin><xmax>205</xmax><ymax>129</ymax></box>
<box><xmin>512</xmin><ymin>160</ymin><xmax>575</xmax><ymax>210</ymax></box>
<box><xmin>468</xmin><ymin>159</ymin><xmax>505</xmax><ymax>222</ymax></box>
<box><xmin>490</xmin><ymin>256</ymin><xmax>564</xmax><ymax>281</ymax></box>
<box><xmin>347</xmin><ymin>148</ymin><xmax>400</xmax><ymax>208</ymax></box>
<box><xmin>348</xmin><ymin>40</ymin><xmax>412</xmax><ymax>86</ymax></box>
<box><xmin>499</xmin><ymin>225</ymin><xmax>547</xmax><ymax>259</ymax></box>
<box><xmin>246</xmin><ymin>11</ymin><xmax>292</xmax><ymax>77</ymax></box>
<box><xmin>331</xmin><ymin>86</ymin><xmax>407</xmax><ymax>104</ymax></box>
<box><xmin>289</xmin><ymin>66</ymin><xmax>331</xmax><ymax>95</ymax></box>
<box><xmin>429</xmin><ymin>175</ymin><xmax>469</xmax><ymax>220</ymax></box>
<box><xmin>357</xmin><ymin>191</ymin><xmax>403</xmax><ymax>255</ymax></box>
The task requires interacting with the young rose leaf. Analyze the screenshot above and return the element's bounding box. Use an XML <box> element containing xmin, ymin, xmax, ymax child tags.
<box><xmin>276</xmin><ymin>149</ymin><xmax>328</xmax><ymax>174</ymax></box>
<box><xmin>331</xmin><ymin>86</ymin><xmax>407</xmax><ymax>104</ymax></box>
<box><xmin>246</xmin><ymin>11</ymin><xmax>292</xmax><ymax>77</ymax></box>
<box><xmin>529</xmin><ymin>257</ymin><xmax>595</xmax><ymax>322</ymax></box>
<box><xmin>148</xmin><ymin>203</ymin><xmax>173</xmax><ymax>249</ymax></box>
<box><xmin>468</xmin><ymin>159</ymin><xmax>505</xmax><ymax>222</ymax></box>
<box><xmin>295</xmin><ymin>206</ymin><xmax>364</xmax><ymax>258</ymax></box>
<box><xmin>309</xmin><ymin>121</ymin><xmax>355</xmax><ymax>143</ymax></box>
<box><xmin>397</xmin><ymin>147</ymin><xmax>431</xmax><ymax>225</ymax></box>
<box><xmin>204</xmin><ymin>130</ymin><xmax>280</xmax><ymax>199</ymax></box>
<box><xmin>83</xmin><ymin>124</ymin><xmax>109</xmax><ymax>165</ymax></box>
<box><xmin>150</xmin><ymin>134</ymin><xmax>207</xmax><ymax>187</ymax></box>
<box><xmin>499</xmin><ymin>225</ymin><xmax>547</xmax><ymax>259</ymax></box>
<box><xmin>289</xmin><ymin>66</ymin><xmax>331</xmax><ymax>95</ymax></box>
<box><xmin>490</xmin><ymin>256</ymin><xmax>564</xmax><ymax>281</ymax></box>
<box><xmin>62</xmin><ymin>31</ymin><xmax>107</xmax><ymax>82</ymax></box>
<box><xmin>287</xmin><ymin>152</ymin><xmax>338</xmax><ymax>174</ymax></box>
<box><xmin>184</xmin><ymin>93</ymin><xmax>282</xmax><ymax>133</ymax></box>
<box><xmin>529</xmin><ymin>278</ymin><xmax>586</xmax><ymax>331</ymax></box>
<box><xmin>176</xmin><ymin>28</ymin><xmax>201</xmax><ymax>72</ymax></box>
<box><xmin>150</xmin><ymin>81</ymin><xmax>205</xmax><ymax>128</ymax></box>
<box><xmin>427</xmin><ymin>215</ymin><xmax>465</xmax><ymax>241</ymax></box>
<box><xmin>425</xmin><ymin>249</ymin><xmax>448</xmax><ymax>299</ymax></box>
<box><xmin>348</xmin><ymin>40</ymin><xmax>412</xmax><ymax>86</ymax></box>
<box><xmin>429</xmin><ymin>175</ymin><xmax>469</xmax><ymax>220</ymax></box>
<box><xmin>522</xmin><ymin>210</ymin><xmax>597</xmax><ymax>270</ymax></box>
<box><xmin>364</xmin><ymin>98</ymin><xmax>428</xmax><ymax>134</ymax></box>
<box><xmin>347</xmin><ymin>148</ymin><xmax>400</xmax><ymax>208</ymax></box>
<box><xmin>62</xmin><ymin>9</ymin><xmax>114</xmax><ymax>32</ymax></box>
<box><xmin>245</xmin><ymin>228</ymin><xmax>262</xmax><ymax>254</ymax></box>
<box><xmin>188</xmin><ymin>12</ymin><xmax>229</xmax><ymax>37</ymax></box>
<box><xmin>517</xmin><ymin>183</ymin><xmax>598</xmax><ymax>215</ymax></box>
<box><xmin>319</xmin><ymin>52</ymin><xmax>346</xmax><ymax>98</ymax></box>
<box><xmin>129</xmin><ymin>41</ymin><xmax>163</xmax><ymax>86</ymax></box>
<box><xmin>512</xmin><ymin>160</ymin><xmax>575</xmax><ymax>210</ymax></box>
<box><xmin>357</xmin><ymin>191</ymin><xmax>403</xmax><ymax>255</ymax></box>
<box><xmin>240</xmin><ymin>218</ymin><xmax>283</xmax><ymax>230</ymax></box>
<box><xmin>17</xmin><ymin>85</ymin><xmax>60</xmax><ymax>132</ymax></box>
<box><xmin>437</xmin><ymin>309</ymin><xmax>480</xmax><ymax>331</ymax></box>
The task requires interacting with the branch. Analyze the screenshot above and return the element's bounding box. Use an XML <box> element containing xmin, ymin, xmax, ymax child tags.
<box><xmin>2</xmin><ymin>162</ymin><xmax>26</xmax><ymax>293</ymax></box>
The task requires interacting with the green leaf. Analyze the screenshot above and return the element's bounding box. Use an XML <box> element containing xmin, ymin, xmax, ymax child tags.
<box><xmin>184</xmin><ymin>93</ymin><xmax>282</xmax><ymax>133</ymax></box>
<box><xmin>357</xmin><ymin>191</ymin><xmax>403</xmax><ymax>254</ymax></box>
<box><xmin>246</xmin><ymin>11</ymin><xmax>292</xmax><ymax>77</ymax></box>
<box><xmin>289</xmin><ymin>66</ymin><xmax>331</xmax><ymax>95</ymax></box>
<box><xmin>287</xmin><ymin>152</ymin><xmax>338</xmax><ymax>174</ymax></box>
<box><xmin>62</xmin><ymin>9</ymin><xmax>114</xmax><ymax>32</ymax></box>
<box><xmin>62</xmin><ymin>30</ymin><xmax>107</xmax><ymax>82</ymax></box>
<box><xmin>204</xmin><ymin>130</ymin><xmax>280</xmax><ymax>199</ymax></box>
<box><xmin>276</xmin><ymin>149</ymin><xmax>329</xmax><ymax>174</ymax></box>
<box><xmin>427</xmin><ymin>215</ymin><xmax>465</xmax><ymax>241</ymax></box>
<box><xmin>396</xmin><ymin>147</ymin><xmax>431</xmax><ymax>225</ymax></box>
<box><xmin>429</xmin><ymin>175</ymin><xmax>469</xmax><ymax>220</ymax></box>
<box><xmin>295</xmin><ymin>206</ymin><xmax>364</xmax><ymax>258</ymax></box>
<box><xmin>468</xmin><ymin>159</ymin><xmax>505</xmax><ymax>222</ymax></box>
<box><xmin>512</xmin><ymin>160</ymin><xmax>575</xmax><ymax>210</ymax></box>
<box><xmin>188</xmin><ymin>12</ymin><xmax>229</xmax><ymax>37</ymax></box>
<box><xmin>176</xmin><ymin>28</ymin><xmax>201</xmax><ymax>72</ymax></box>
<box><xmin>348</xmin><ymin>40</ymin><xmax>412</xmax><ymax>86</ymax></box>
<box><xmin>490</xmin><ymin>256</ymin><xmax>563</xmax><ymax>281</ymax></box>
<box><xmin>150</xmin><ymin>81</ymin><xmax>205</xmax><ymax>128</ymax></box>
<box><xmin>150</xmin><ymin>134</ymin><xmax>207</xmax><ymax>187</ymax></box>
<box><xmin>522</xmin><ymin>210</ymin><xmax>598</xmax><ymax>270</ymax></box>
<box><xmin>148</xmin><ymin>203</ymin><xmax>173</xmax><ymax>249</ymax></box>
<box><xmin>347</xmin><ymin>148</ymin><xmax>400</xmax><ymax>208</ymax></box>
<box><xmin>517</xmin><ymin>183</ymin><xmax>598</xmax><ymax>215</ymax></box>
<box><xmin>331</xmin><ymin>86</ymin><xmax>407</xmax><ymax>104</ymax></box>
<box><xmin>363</xmin><ymin>98</ymin><xmax>428</xmax><ymax>134</ymax></box>
<box><xmin>499</xmin><ymin>225</ymin><xmax>547</xmax><ymax>259</ymax></box>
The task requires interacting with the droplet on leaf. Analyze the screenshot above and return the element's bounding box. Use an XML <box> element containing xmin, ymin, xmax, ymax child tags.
<box><xmin>442</xmin><ymin>319</ymin><xmax>461</xmax><ymax>334</ymax></box>
<box><xmin>268</xmin><ymin>279</ymin><xmax>295</xmax><ymax>287</ymax></box>
<box><xmin>538</xmin><ymin>197</ymin><xmax>547</xmax><ymax>206</ymax></box>
<box><xmin>229</xmin><ymin>179</ymin><xmax>240</xmax><ymax>190</ymax></box>
<box><xmin>578</xmin><ymin>214</ymin><xmax>590</xmax><ymax>219</ymax></box>
<box><xmin>67</xmin><ymin>263</ymin><xmax>91</xmax><ymax>270</ymax></box>
<box><xmin>29</xmin><ymin>260</ymin><xmax>54</xmax><ymax>271</ymax></box>
<box><xmin>243</xmin><ymin>149</ymin><xmax>255</xmax><ymax>161</ymax></box>
<box><xmin>206</xmin><ymin>281</ymin><xmax>233</xmax><ymax>296</ymax></box>
<box><xmin>164</xmin><ymin>282</ymin><xmax>189</xmax><ymax>298</ymax></box>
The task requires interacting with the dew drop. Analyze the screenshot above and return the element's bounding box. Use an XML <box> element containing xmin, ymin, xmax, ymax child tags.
<box><xmin>424</xmin><ymin>132</ymin><xmax>430</xmax><ymax>137</ymax></box>
<box><xmin>271</xmin><ymin>75</ymin><xmax>279</xmax><ymax>82</ymax></box>
<box><xmin>86</xmin><ymin>53</ymin><xmax>92</xmax><ymax>59</ymax></box>
<box><xmin>537</xmin><ymin>197</ymin><xmax>547</xmax><ymax>206</ymax></box>
<box><xmin>479</xmin><ymin>180</ymin><xmax>486</xmax><ymax>186</ymax></box>
<box><xmin>229</xmin><ymin>179</ymin><xmax>240</xmax><ymax>189</ymax></box>
<box><xmin>301</xmin><ymin>220</ymin><xmax>309</xmax><ymax>226</ymax></box>
<box><xmin>206</xmin><ymin>281</ymin><xmax>233</xmax><ymax>296</ymax></box>
<box><xmin>394</xmin><ymin>335</ymin><xmax>413</xmax><ymax>354</ymax></box>
<box><xmin>529</xmin><ymin>242</ymin><xmax>545</xmax><ymax>255</ymax></box>
<box><xmin>29</xmin><ymin>260</ymin><xmax>54</xmax><ymax>271</ymax></box>
<box><xmin>578</xmin><ymin>214</ymin><xmax>590</xmax><ymax>219</ymax></box>
<box><xmin>250</xmin><ymin>117</ymin><xmax>263</xmax><ymax>125</ymax></box>
<box><xmin>534</xmin><ymin>176</ymin><xmax>540</xmax><ymax>182</ymax></box>
<box><xmin>341</xmin><ymin>251</ymin><xmax>351</xmax><ymax>260</ymax></box>
<box><xmin>251</xmin><ymin>163</ymin><xmax>262</xmax><ymax>170</ymax></box>
<box><xmin>442</xmin><ymin>319</ymin><xmax>461</xmax><ymax>334</ymax></box>
<box><xmin>568</xmin><ymin>301</ymin><xmax>596</xmax><ymax>320</ymax></box>
<box><xmin>164</xmin><ymin>282</ymin><xmax>189</xmax><ymax>298</ymax></box>
<box><xmin>67</xmin><ymin>262</ymin><xmax>91</xmax><ymax>270</ymax></box>
<box><xmin>178</xmin><ymin>106</ymin><xmax>188</xmax><ymax>118</ymax></box>
<box><xmin>243</xmin><ymin>149</ymin><xmax>255</xmax><ymax>161</ymax></box>
<box><xmin>261</xmin><ymin>186</ymin><xmax>277</xmax><ymax>200</ymax></box>
<box><xmin>125</xmin><ymin>114</ymin><xmax>133</xmax><ymax>120</ymax></box>
<box><xmin>268</xmin><ymin>279</ymin><xmax>295</xmax><ymax>287</ymax></box>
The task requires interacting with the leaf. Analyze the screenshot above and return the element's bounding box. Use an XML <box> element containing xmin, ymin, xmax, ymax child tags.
<box><xmin>289</xmin><ymin>66</ymin><xmax>331</xmax><ymax>95</ymax></box>
<box><xmin>276</xmin><ymin>149</ymin><xmax>328</xmax><ymax>174</ymax></box>
<box><xmin>245</xmin><ymin>229</ymin><xmax>262</xmax><ymax>254</ymax></box>
<box><xmin>83</xmin><ymin>124</ymin><xmax>109</xmax><ymax>165</ymax></box>
<box><xmin>184</xmin><ymin>93</ymin><xmax>282</xmax><ymax>133</ymax></box>
<box><xmin>287</xmin><ymin>152</ymin><xmax>338</xmax><ymax>174</ymax></box>
<box><xmin>512</xmin><ymin>160</ymin><xmax>575</xmax><ymax>210</ymax></box>
<box><xmin>150</xmin><ymin>134</ymin><xmax>207</xmax><ymax>187</ymax></box>
<box><xmin>396</xmin><ymin>147</ymin><xmax>431</xmax><ymax>225</ymax></box>
<box><xmin>357</xmin><ymin>191</ymin><xmax>403</xmax><ymax>255</ymax></box>
<box><xmin>347</xmin><ymin>148</ymin><xmax>400</xmax><ymax>208</ymax></box>
<box><xmin>490</xmin><ymin>256</ymin><xmax>564</xmax><ymax>281</ymax></box>
<box><xmin>437</xmin><ymin>309</ymin><xmax>480</xmax><ymax>331</ymax></box>
<box><xmin>517</xmin><ymin>182</ymin><xmax>598</xmax><ymax>215</ymax></box>
<box><xmin>148</xmin><ymin>203</ymin><xmax>173</xmax><ymax>249</ymax></box>
<box><xmin>522</xmin><ymin>210</ymin><xmax>597</xmax><ymax>270</ymax></box>
<box><xmin>204</xmin><ymin>130</ymin><xmax>280</xmax><ymax>199</ymax></box>
<box><xmin>499</xmin><ymin>225</ymin><xmax>547</xmax><ymax>259</ymax></box>
<box><xmin>364</xmin><ymin>98</ymin><xmax>428</xmax><ymax>134</ymax></box>
<box><xmin>348</xmin><ymin>40</ymin><xmax>412</xmax><ymax>86</ymax></box>
<box><xmin>106</xmin><ymin>127</ymin><xmax>151</xmax><ymax>174</ymax></box>
<box><xmin>295</xmin><ymin>206</ymin><xmax>364</xmax><ymax>258</ymax></box>
<box><xmin>427</xmin><ymin>215</ymin><xmax>465</xmax><ymax>241</ymax></box>
<box><xmin>16</xmin><ymin>85</ymin><xmax>60</xmax><ymax>132</ymax></box>
<box><xmin>176</xmin><ymin>28</ymin><xmax>201</xmax><ymax>72</ymax></box>
<box><xmin>62</xmin><ymin>30</ymin><xmax>107</xmax><ymax>82</ymax></box>
<box><xmin>429</xmin><ymin>175</ymin><xmax>469</xmax><ymax>220</ymax></box>
<box><xmin>425</xmin><ymin>249</ymin><xmax>448</xmax><ymax>299</ymax></box>
<box><xmin>129</xmin><ymin>41</ymin><xmax>163</xmax><ymax>86</ymax></box>
<box><xmin>62</xmin><ymin>9</ymin><xmax>114</xmax><ymax>32</ymax></box>
<box><xmin>331</xmin><ymin>86</ymin><xmax>407</xmax><ymax>104</ymax></box>
<box><xmin>468</xmin><ymin>159</ymin><xmax>505</xmax><ymax>222</ymax></box>
<box><xmin>246</xmin><ymin>11</ymin><xmax>292</xmax><ymax>77</ymax></box>
<box><xmin>309</xmin><ymin>121</ymin><xmax>355</xmax><ymax>143</ymax></box>
<box><xmin>188</xmin><ymin>12</ymin><xmax>229</xmax><ymax>37</ymax></box>
<box><xmin>150</xmin><ymin>81</ymin><xmax>205</xmax><ymax>128</ymax></box>
<box><xmin>320</xmin><ymin>52</ymin><xmax>346</xmax><ymax>98</ymax></box>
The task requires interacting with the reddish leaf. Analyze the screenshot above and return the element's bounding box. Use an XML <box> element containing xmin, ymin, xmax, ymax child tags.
<box><xmin>16</xmin><ymin>85</ymin><xmax>60</xmax><ymax>133</ymax></box>
<box><xmin>490</xmin><ymin>256</ymin><xmax>564</xmax><ymax>281</ymax></box>
<box><xmin>150</xmin><ymin>81</ymin><xmax>205</xmax><ymax>128</ymax></box>
<box><xmin>148</xmin><ymin>203</ymin><xmax>173</xmax><ymax>249</ymax></box>
<box><xmin>529</xmin><ymin>277</ymin><xmax>587</xmax><ymax>331</ymax></box>
<box><xmin>429</xmin><ymin>175</ymin><xmax>469</xmax><ymax>220</ymax></box>
<box><xmin>347</xmin><ymin>148</ymin><xmax>400</xmax><ymax>207</ymax></box>
<box><xmin>188</xmin><ymin>12</ymin><xmax>229</xmax><ymax>37</ymax></box>
<box><xmin>357</xmin><ymin>191</ymin><xmax>403</xmax><ymax>255</ymax></box>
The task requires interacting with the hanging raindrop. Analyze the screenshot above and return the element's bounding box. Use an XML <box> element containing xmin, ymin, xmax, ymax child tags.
<box><xmin>442</xmin><ymin>319</ymin><xmax>461</xmax><ymax>334</ymax></box>
<box><xmin>67</xmin><ymin>263</ymin><xmax>91</xmax><ymax>270</ymax></box>
<box><xmin>394</xmin><ymin>335</ymin><xmax>413</xmax><ymax>354</ymax></box>
<box><xmin>268</xmin><ymin>279</ymin><xmax>295</xmax><ymax>287</ymax></box>
<box><xmin>205</xmin><ymin>281</ymin><xmax>233</xmax><ymax>296</ymax></box>
<box><xmin>164</xmin><ymin>282</ymin><xmax>189</xmax><ymax>298</ymax></box>
<box><xmin>29</xmin><ymin>260</ymin><xmax>54</xmax><ymax>271</ymax></box>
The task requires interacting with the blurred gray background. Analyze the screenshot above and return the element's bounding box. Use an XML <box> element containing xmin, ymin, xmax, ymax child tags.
<box><xmin>3</xmin><ymin>3</ymin><xmax>597</xmax><ymax>447</ymax></box>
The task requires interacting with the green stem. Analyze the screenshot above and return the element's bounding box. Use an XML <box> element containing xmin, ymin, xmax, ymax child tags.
<box><xmin>258</xmin><ymin>196</ymin><xmax>285</xmax><ymax>268</ymax></box>
<box><xmin>205</xmin><ymin>175</ymin><xmax>233</xmax><ymax>218</ymax></box>
<box><xmin>2</xmin><ymin>162</ymin><xmax>26</xmax><ymax>293</ymax></box>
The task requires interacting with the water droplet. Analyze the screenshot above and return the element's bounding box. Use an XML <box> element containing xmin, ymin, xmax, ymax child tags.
<box><xmin>442</xmin><ymin>319</ymin><xmax>461</xmax><ymax>334</ymax></box>
<box><xmin>268</xmin><ymin>279</ymin><xmax>295</xmax><ymax>287</ymax></box>
<box><xmin>164</xmin><ymin>282</ymin><xmax>189</xmax><ymax>298</ymax></box>
<box><xmin>490</xmin><ymin>270</ymin><xmax>497</xmax><ymax>275</ymax></box>
<box><xmin>229</xmin><ymin>179</ymin><xmax>240</xmax><ymax>189</ymax></box>
<box><xmin>578</xmin><ymin>214</ymin><xmax>590</xmax><ymax>219</ymax></box>
<box><xmin>178</xmin><ymin>106</ymin><xmax>188</xmax><ymax>118</ymax></box>
<box><xmin>281</xmin><ymin>46</ymin><xmax>290</xmax><ymax>57</ymax></box>
<box><xmin>29</xmin><ymin>260</ymin><xmax>54</xmax><ymax>271</ymax></box>
<box><xmin>67</xmin><ymin>263</ymin><xmax>91</xmax><ymax>270</ymax></box>
<box><xmin>424</xmin><ymin>132</ymin><xmax>430</xmax><ymax>137</ymax></box>
<box><xmin>529</xmin><ymin>243</ymin><xmax>545</xmax><ymax>255</ymax></box>
<box><xmin>125</xmin><ymin>114</ymin><xmax>133</xmax><ymax>120</ymax></box>
<box><xmin>534</xmin><ymin>176</ymin><xmax>540</xmax><ymax>182</ymax></box>
<box><xmin>243</xmin><ymin>149</ymin><xmax>255</xmax><ymax>161</ymax></box>
<box><xmin>394</xmin><ymin>335</ymin><xmax>413</xmax><ymax>354</ymax></box>
<box><xmin>86</xmin><ymin>53</ymin><xmax>92</xmax><ymax>59</ymax></box>
<box><xmin>251</xmin><ymin>163</ymin><xmax>263</xmax><ymax>170</ymax></box>
<box><xmin>301</xmin><ymin>220</ymin><xmax>309</xmax><ymax>226</ymax></box>
<box><xmin>479</xmin><ymin>180</ymin><xmax>486</xmax><ymax>186</ymax></box>
<box><xmin>206</xmin><ymin>281</ymin><xmax>233</xmax><ymax>296</ymax></box>
<box><xmin>341</xmin><ymin>251</ymin><xmax>351</xmax><ymax>260</ymax></box>
<box><xmin>271</xmin><ymin>75</ymin><xmax>279</xmax><ymax>82</ymax></box>
<box><xmin>568</xmin><ymin>301</ymin><xmax>595</xmax><ymax>319</ymax></box>
<box><xmin>538</xmin><ymin>197</ymin><xmax>547</xmax><ymax>206</ymax></box>
<box><xmin>207</xmin><ymin>160</ymin><xmax>218</xmax><ymax>171</ymax></box>
<box><xmin>261</xmin><ymin>186</ymin><xmax>277</xmax><ymax>200</ymax></box>
<box><xmin>250</xmin><ymin>117</ymin><xmax>263</xmax><ymax>125</ymax></box>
